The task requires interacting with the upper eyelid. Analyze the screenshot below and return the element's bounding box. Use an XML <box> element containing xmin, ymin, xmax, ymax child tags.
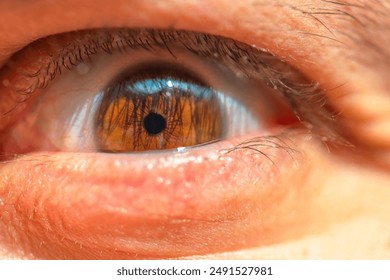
<box><xmin>4</xmin><ymin>29</ymin><xmax>319</xmax><ymax>103</ymax></box>
<box><xmin>13</xmin><ymin>28</ymin><xmax>301</xmax><ymax>94</ymax></box>
<box><xmin>0</xmin><ymin>0</ymin><xmax>388</xmax><ymax>71</ymax></box>
<box><xmin>0</xmin><ymin>28</ymin><xmax>345</xmax><ymax>145</ymax></box>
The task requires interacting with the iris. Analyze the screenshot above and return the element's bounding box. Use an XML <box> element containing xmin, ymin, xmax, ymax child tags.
<box><xmin>95</xmin><ymin>66</ymin><xmax>223</xmax><ymax>152</ymax></box>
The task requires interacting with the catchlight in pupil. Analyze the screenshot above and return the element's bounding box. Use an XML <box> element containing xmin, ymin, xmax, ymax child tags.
<box><xmin>95</xmin><ymin>65</ymin><xmax>224</xmax><ymax>152</ymax></box>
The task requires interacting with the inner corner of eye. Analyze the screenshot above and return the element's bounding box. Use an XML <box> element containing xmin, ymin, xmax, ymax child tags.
<box><xmin>269</xmin><ymin>97</ymin><xmax>300</xmax><ymax>127</ymax></box>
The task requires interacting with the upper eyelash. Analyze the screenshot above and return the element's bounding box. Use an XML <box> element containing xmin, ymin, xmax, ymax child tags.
<box><xmin>20</xmin><ymin>29</ymin><xmax>311</xmax><ymax>94</ymax></box>
<box><xmin>2</xmin><ymin>28</ymin><xmax>346</xmax><ymax>145</ymax></box>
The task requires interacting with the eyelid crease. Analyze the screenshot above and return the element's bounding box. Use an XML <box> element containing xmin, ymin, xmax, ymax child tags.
<box><xmin>0</xmin><ymin>28</ymin><xmax>346</xmax><ymax>146</ymax></box>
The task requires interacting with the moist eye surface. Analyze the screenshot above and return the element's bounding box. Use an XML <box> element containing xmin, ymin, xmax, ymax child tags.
<box><xmin>95</xmin><ymin>65</ymin><xmax>224</xmax><ymax>152</ymax></box>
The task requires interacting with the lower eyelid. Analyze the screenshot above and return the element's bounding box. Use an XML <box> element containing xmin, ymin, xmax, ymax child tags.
<box><xmin>0</xmin><ymin>131</ymin><xmax>323</xmax><ymax>259</ymax></box>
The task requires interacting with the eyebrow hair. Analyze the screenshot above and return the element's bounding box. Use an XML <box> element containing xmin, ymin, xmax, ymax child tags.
<box><xmin>289</xmin><ymin>0</ymin><xmax>390</xmax><ymax>67</ymax></box>
<box><xmin>0</xmin><ymin>0</ymin><xmax>389</xmax><ymax>71</ymax></box>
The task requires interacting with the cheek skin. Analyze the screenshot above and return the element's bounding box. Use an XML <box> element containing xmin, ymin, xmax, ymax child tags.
<box><xmin>182</xmin><ymin>149</ymin><xmax>390</xmax><ymax>260</ymax></box>
<box><xmin>0</xmin><ymin>133</ymin><xmax>331</xmax><ymax>259</ymax></box>
<box><xmin>2</xmin><ymin>135</ymin><xmax>390</xmax><ymax>260</ymax></box>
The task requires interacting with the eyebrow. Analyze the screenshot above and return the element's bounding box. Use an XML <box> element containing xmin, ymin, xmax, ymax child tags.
<box><xmin>289</xmin><ymin>0</ymin><xmax>390</xmax><ymax>66</ymax></box>
<box><xmin>0</xmin><ymin>0</ymin><xmax>389</xmax><ymax>68</ymax></box>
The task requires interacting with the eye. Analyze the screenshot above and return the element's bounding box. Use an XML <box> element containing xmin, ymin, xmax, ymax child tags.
<box><xmin>0</xmin><ymin>28</ymin><xmax>341</xmax><ymax>259</ymax></box>
<box><xmin>0</xmin><ymin>29</ymin><xmax>303</xmax><ymax>154</ymax></box>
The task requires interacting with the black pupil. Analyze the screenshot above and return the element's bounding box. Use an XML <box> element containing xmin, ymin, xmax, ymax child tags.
<box><xmin>143</xmin><ymin>112</ymin><xmax>166</xmax><ymax>135</ymax></box>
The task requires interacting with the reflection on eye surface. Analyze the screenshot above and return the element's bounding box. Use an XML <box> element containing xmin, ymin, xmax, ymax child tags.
<box><xmin>95</xmin><ymin>66</ymin><xmax>227</xmax><ymax>152</ymax></box>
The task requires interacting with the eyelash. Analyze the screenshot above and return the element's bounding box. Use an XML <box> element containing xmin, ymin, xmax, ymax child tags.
<box><xmin>20</xmin><ymin>29</ymin><xmax>305</xmax><ymax>93</ymax></box>
<box><xmin>1</xmin><ymin>28</ymin><xmax>346</xmax><ymax>152</ymax></box>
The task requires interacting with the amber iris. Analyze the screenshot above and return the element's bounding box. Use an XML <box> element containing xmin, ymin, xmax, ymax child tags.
<box><xmin>95</xmin><ymin>68</ymin><xmax>223</xmax><ymax>152</ymax></box>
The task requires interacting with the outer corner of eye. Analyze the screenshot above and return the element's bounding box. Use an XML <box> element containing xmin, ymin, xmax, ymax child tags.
<box><xmin>0</xmin><ymin>27</ymin><xmax>334</xmax><ymax>259</ymax></box>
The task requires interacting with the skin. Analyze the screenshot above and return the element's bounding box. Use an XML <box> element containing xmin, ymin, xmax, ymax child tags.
<box><xmin>0</xmin><ymin>0</ymin><xmax>390</xmax><ymax>259</ymax></box>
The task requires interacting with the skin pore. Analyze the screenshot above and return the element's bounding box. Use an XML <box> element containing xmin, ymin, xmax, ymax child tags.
<box><xmin>0</xmin><ymin>0</ymin><xmax>390</xmax><ymax>259</ymax></box>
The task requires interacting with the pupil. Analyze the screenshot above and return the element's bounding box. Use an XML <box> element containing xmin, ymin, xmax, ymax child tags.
<box><xmin>143</xmin><ymin>112</ymin><xmax>166</xmax><ymax>135</ymax></box>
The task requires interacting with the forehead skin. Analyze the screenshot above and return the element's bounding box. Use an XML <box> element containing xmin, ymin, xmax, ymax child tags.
<box><xmin>0</xmin><ymin>0</ymin><xmax>390</xmax><ymax>260</ymax></box>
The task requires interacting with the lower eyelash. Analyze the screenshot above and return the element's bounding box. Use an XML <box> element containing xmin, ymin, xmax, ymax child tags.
<box><xmin>224</xmin><ymin>136</ymin><xmax>299</xmax><ymax>168</ymax></box>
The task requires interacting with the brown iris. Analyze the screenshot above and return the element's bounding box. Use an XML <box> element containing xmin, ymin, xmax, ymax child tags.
<box><xmin>95</xmin><ymin>66</ymin><xmax>223</xmax><ymax>152</ymax></box>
